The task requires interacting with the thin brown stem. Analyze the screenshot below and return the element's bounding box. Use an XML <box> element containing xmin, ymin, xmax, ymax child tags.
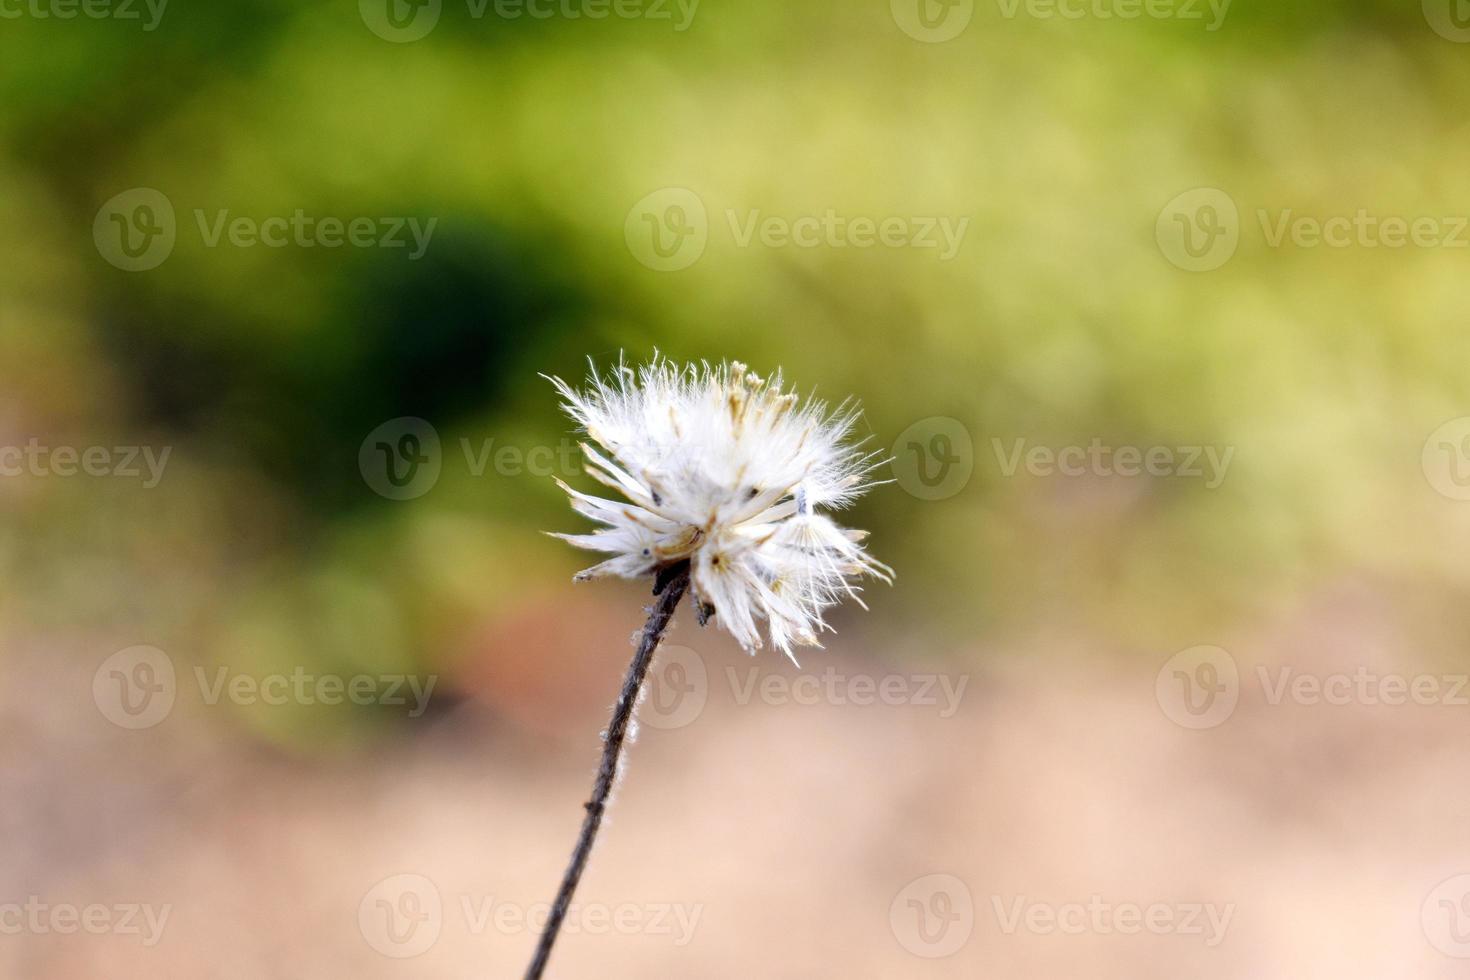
<box><xmin>524</xmin><ymin>561</ymin><xmax>691</xmax><ymax>980</ymax></box>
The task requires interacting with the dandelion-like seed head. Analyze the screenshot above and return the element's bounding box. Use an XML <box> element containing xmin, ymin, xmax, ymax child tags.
<box><xmin>546</xmin><ymin>354</ymin><xmax>893</xmax><ymax>662</ymax></box>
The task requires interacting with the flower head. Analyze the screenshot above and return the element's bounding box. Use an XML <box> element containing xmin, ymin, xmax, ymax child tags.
<box><xmin>546</xmin><ymin>355</ymin><xmax>892</xmax><ymax>662</ymax></box>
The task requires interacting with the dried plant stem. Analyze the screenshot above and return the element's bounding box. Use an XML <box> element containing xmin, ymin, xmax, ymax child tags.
<box><xmin>524</xmin><ymin>561</ymin><xmax>691</xmax><ymax>980</ymax></box>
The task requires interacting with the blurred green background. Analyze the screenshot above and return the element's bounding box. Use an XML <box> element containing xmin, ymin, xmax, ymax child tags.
<box><xmin>6</xmin><ymin>0</ymin><xmax>1469</xmax><ymax>723</ymax></box>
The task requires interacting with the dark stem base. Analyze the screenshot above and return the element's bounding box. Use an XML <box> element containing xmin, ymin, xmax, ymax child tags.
<box><xmin>524</xmin><ymin>561</ymin><xmax>691</xmax><ymax>979</ymax></box>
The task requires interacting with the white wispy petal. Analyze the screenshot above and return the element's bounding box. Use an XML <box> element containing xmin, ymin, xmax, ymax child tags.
<box><xmin>546</xmin><ymin>354</ymin><xmax>892</xmax><ymax>662</ymax></box>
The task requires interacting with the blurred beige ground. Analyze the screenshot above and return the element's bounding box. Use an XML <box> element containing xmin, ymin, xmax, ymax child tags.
<box><xmin>5</xmin><ymin>576</ymin><xmax>1469</xmax><ymax>979</ymax></box>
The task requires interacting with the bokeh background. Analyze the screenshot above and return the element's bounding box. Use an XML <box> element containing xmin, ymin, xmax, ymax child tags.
<box><xmin>5</xmin><ymin>0</ymin><xmax>1470</xmax><ymax>976</ymax></box>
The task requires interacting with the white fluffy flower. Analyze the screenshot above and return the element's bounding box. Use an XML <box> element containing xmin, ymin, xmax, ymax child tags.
<box><xmin>546</xmin><ymin>355</ymin><xmax>892</xmax><ymax>662</ymax></box>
